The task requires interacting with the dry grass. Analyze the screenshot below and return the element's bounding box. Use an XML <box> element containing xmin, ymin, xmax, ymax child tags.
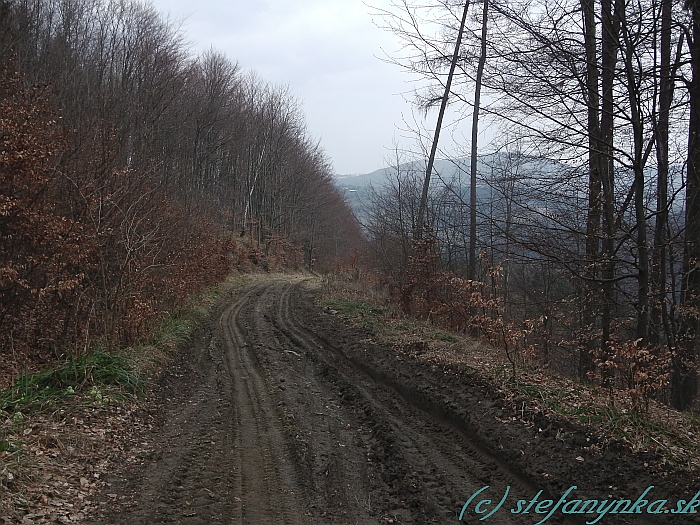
<box><xmin>318</xmin><ymin>273</ymin><xmax>700</xmax><ymax>472</ymax></box>
<box><xmin>0</xmin><ymin>274</ymin><xmax>250</xmax><ymax>524</ymax></box>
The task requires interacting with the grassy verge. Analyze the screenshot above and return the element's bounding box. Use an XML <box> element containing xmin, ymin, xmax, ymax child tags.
<box><xmin>1</xmin><ymin>276</ymin><xmax>233</xmax><ymax>418</ymax></box>
<box><xmin>0</xmin><ymin>274</ymin><xmax>244</xmax><ymax>523</ymax></box>
<box><xmin>0</xmin><ymin>351</ymin><xmax>141</xmax><ymax>418</ymax></box>
<box><xmin>319</xmin><ymin>274</ymin><xmax>700</xmax><ymax>472</ymax></box>
<box><xmin>508</xmin><ymin>373</ymin><xmax>700</xmax><ymax>469</ymax></box>
<box><xmin>324</xmin><ymin>298</ymin><xmax>391</xmax><ymax>336</ymax></box>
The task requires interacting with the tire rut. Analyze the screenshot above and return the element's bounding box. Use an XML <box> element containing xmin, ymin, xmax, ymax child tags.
<box><xmin>219</xmin><ymin>282</ymin><xmax>309</xmax><ymax>524</ymax></box>
<box><xmin>93</xmin><ymin>275</ymin><xmax>670</xmax><ymax>525</ymax></box>
<box><xmin>271</xmin><ymin>279</ymin><xmax>561</xmax><ymax>524</ymax></box>
<box><xmin>93</xmin><ymin>279</ymin><xmax>310</xmax><ymax>525</ymax></box>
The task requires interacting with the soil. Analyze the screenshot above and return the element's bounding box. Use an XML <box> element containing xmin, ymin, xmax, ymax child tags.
<box><xmin>89</xmin><ymin>274</ymin><xmax>700</xmax><ymax>525</ymax></box>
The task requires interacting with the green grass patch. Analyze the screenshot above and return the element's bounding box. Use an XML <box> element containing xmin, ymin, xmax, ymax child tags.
<box><xmin>433</xmin><ymin>331</ymin><xmax>458</xmax><ymax>343</ymax></box>
<box><xmin>0</xmin><ymin>350</ymin><xmax>142</xmax><ymax>414</ymax></box>
<box><xmin>324</xmin><ymin>299</ymin><xmax>389</xmax><ymax>335</ymax></box>
<box><xmin>325</xmin><ymin>299</ymin><xmax>387</xmax><ymax>317</ymax></box>
<box><xmin>0</xmin><ymin>439</ymin><xmax>21</xmax><ymax>453</ymax></box>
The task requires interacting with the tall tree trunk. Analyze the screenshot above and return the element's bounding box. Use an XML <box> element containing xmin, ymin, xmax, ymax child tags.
<box><xmin>468</xmin><ymin>0</ymin><xmax>489</xmax><ymax>280</ymax></box>
<box><xmin>599</xmin><ymin>0</ymin><xmax>621</xmax><ymax>363</ymax></box>
<box><xmin>619</xmin><ymin>5</ymin><xmax>650</xmax><ymax>344</ymax></box>
<box><xmin>677</xmin><ymin>0</ymin><xmax>700</xmax><ymax>409</ymax></box>
<box><xmin>651</xmin><ymin>0</ymin><xmax>674</xmax><ymax>348</ymax></box>
<box><xmin>416</xmin><ymin>1</ymin><xmax>470</xmax><ymax>240</ymax></box>
<box><xmin>581</xmin><ymin>0</ymin><xmax>602</xmax><ymax>377</ymax></box>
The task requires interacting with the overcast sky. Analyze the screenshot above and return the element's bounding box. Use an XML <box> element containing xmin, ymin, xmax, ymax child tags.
<box><xmin>147</xmin><ymin>0</ymin><xmax>431</xmax><ymax>175</ymax></box>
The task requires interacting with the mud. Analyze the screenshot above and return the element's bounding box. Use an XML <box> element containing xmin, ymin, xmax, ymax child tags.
<box><xmin>91</xmin><ymin>275</ymin><xmax>700</xmax><ymax>524</ymax></box>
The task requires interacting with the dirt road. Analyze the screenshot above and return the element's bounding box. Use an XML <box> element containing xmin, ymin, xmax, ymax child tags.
<box><xmin>92</xmin><ymin>275</ymin><xmax>696</xmax><ymax>524</ymax></box>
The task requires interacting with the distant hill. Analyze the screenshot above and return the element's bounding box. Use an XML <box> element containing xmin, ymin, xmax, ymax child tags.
<box><xmin>334</xmin><ymin>158</ymin><xmax>473</xmax><ymax>223</ymax></box>
<box><xmin>334</xmin><ymin>154</ymin><xmax>561</xmax><ymax>224</ymax></box>
<box><xmin>334</xmin><ymin>154</ymin><xmax>562</xmax><ymax>188</ymax></box>
<box><xmin>335</xmin><ymin>158</ymin><xmax>472</xmax><ymax>189</ymax></box>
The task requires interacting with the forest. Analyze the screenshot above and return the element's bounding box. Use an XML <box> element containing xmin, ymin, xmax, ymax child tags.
<box><xmin>0</xmin><ymin>0</ymin><xmax>362</xmax><ymax>382</ymax></box>
<box><xmin>4</xmin><ymin>0</ymin><xmax>700</xmax><ymax>520</ymax></box>
<box><xmin>4</xmin><ymin>0</ymin><xmax>700</xmax><ymax>414</ymax></box>
<box><xmin>362</xmin><ymin>0</ymin><xmax>700</xmax><ymax>411</ymax></box>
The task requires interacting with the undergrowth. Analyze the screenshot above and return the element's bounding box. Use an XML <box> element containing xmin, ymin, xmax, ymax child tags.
<box><xmin>0</xmin><ymin>276</ymin><xmax>236</xmax><ymax>419</ymax></box>
<box><xmin>325</xmin><ymin>298</ymin><xmax>390</xmax><ymax>335</ymax></box>
<box><xmin>321</xmin><ymin>273</ymin><xmax>700</xmax><ymax>471</ymax></box>
<box><xmin>509</xmin><ymin>376</ymin><xmax>700</xmax><ymax>468</ymax></box>
<box><xmin>0</xmin><ymin>350</ymin><xmax>141</xmax><ymax>415</ymax></box>
<box><xmin>0</xmin><ymin>274</ymin><xmax>243</xmax><ymax>522</ymax></box>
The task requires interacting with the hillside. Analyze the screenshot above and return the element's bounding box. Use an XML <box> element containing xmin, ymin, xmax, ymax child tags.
<box><xmin>0</xmin><ymin>0</ymin><xmax>363</xmax><ymax>382</ymax></box>
<box><xmin>334</xmin><ymin>155</ymin><xmax>560</xmax><ymax>225</ymax></box>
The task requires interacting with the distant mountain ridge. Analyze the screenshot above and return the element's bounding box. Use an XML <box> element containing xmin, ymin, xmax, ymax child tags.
<box><xmin>334</xmin><ymin>154</ymin><xmax>562</xmax><ymax>187</ymax></box>
<box><xmin>334</xmin><ymin>157</ymin><xmax>477</xmax><ymax>224</ymax></box>
<box><xmin>333</xmin><ymin>154</ymin><xmax>564</xmax><ymax>224</ymax></box>
<box><xmin>335</xmin><ymin>158</ymin><xmax>472</xmax><ymax>188</ymax></box>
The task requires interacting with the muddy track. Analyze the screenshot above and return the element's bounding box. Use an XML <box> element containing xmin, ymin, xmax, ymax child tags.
<box><xmin>272</xmin><ymin>279</ymin><xmax>547</xmax><ymax>524</ymax></box>
<box><xmin>93</xmin><ymin>275</ymin><xmax>692</xmax><ymax>525</ymax></box>
<box><xmin>219</xmin><ymin>283</ymin><xmax>307</xmax><ymax>523</ymax></box>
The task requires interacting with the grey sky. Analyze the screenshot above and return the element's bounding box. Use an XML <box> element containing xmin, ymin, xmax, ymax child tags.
<box><xmin>148</xmin><ymin>0</ymin><xmax>425</xmax><ymax>175</ymax></box>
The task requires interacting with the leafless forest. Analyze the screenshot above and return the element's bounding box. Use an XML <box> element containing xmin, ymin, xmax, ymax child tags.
<box><xmin>364</xmin><ymin>0</ymin><xmax>700</xmax><ymax>411</ymax></box>
<box><xmin>0</xmin><ymin>0</ymin><xmax>363</xmax><ymax>381</ymax></box>
<box><xmin>6</xmin><ymin>2</ymin><xmax>700</xmax><ymax>522</ymax></box>
<box><xmin>4</xmin><ymin>0</ymin><xmax>700</xmax><ymax>415</ymax></box>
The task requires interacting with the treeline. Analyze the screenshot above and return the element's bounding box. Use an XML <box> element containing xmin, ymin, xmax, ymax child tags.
<box><xmin>0</xmin><ymin>0</ymin><xmax>361</xmax><ymax>376</ymax></box>
<box><xmin>368</xmin><ymin>0</ymin><xmax>700</xmax><ymax>409</ymax></box>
